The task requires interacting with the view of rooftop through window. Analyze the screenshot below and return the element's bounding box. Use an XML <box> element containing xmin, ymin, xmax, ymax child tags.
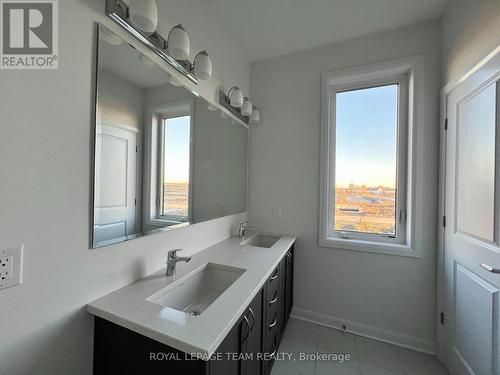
<box><xmin>334</xmin><ymin>84</ymin><xmax>398</xmax><ymax>235</ymax></box>
<box><xmin>162</xmin><ymin>115</ymin><xmax>191</xmax><ymax>219</ymax></box>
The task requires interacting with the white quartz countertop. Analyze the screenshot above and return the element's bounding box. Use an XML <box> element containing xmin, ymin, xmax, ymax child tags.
<box><xmin>87</xmin><ymin>233</ymin><xmax>296</xmax><ymax>356</ymax></box>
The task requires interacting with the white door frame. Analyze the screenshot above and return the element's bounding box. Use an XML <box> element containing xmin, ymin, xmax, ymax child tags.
<box><xmin>436</xmin><ymin>43</ymin><xmax>500</xmax><ymax>362</ymax></box>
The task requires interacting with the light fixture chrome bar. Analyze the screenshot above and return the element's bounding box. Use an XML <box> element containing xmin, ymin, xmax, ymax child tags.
<box><xmin>105</xmin><ymin>0</ymin><xmax>198</xmax><ymax>85</ymax></box>
<box><xmin>219</xmin><ymin>90</ymin><xmax>249</xmax><ymax>124</ymax></box>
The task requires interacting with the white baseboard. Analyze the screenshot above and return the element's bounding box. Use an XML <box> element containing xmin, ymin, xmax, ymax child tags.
<box><xmin>291</xmin><ymin>307</ymin><xmax>436</xmax><ymax>355</ymax></box>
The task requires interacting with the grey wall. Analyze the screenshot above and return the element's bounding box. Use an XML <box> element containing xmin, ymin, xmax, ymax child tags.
<box><xmin>192</xmin><ymin>100</ymin><xmax>247</xmax><ymax>222</ymax></box>
<box><xmin>0</xmin><ymin>1</ymin><xmax>249</xmax><ymax>374</ymax></box>
<box><xmin>97</xmin><ymin>69</ymin><xmax>144</xmax><ymax>130</ymax></box>
<box><xmin>442</xmin><ymin>0</ymin><xmax>500</xmax><ymax>85</ymax></box>
<box><xmin>248</xmin><ymin>19</ymin><xmax>442</xmax><ymax>352</ymax></box>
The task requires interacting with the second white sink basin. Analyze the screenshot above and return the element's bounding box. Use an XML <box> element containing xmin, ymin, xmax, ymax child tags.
<box><xmin>147</xmin><ymin>263</ymin><xmax>245</xmax><ymax>316</ymax></box>
<box><xmin>242</xmin><ymin>233</ymin><xmax>281</xmax><ymax>248</ymax></box>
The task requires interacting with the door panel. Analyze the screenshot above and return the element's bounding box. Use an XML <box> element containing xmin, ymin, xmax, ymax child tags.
<box><xmin>94</xmin><ymin>124</ymin><xmax>138</xmax><ymax>247</ymax></box>
<box><xmin>443</xmin><ymin>51</ymin><xmax>500</xmax><ymax>375</ymax></box>
<box><xmin>456</xmin><ymin>84</ymin><xmax>497</xmax><ymax>243</ymax></box>
<box><xmin>454</xmin><ymin>263</ymin><xmax>498</xmax><ymax>375</ymax></box>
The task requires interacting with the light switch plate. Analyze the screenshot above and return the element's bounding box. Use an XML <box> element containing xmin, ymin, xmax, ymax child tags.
<box><xmin>0</xmin><ymin>244</ymin><xmax>23</xmax><ymax>290</ymax></box>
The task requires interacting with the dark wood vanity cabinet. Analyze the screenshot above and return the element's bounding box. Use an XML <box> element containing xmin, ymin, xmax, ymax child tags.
<box><xmin>93</xmin><ymin>245</ymin><xmax>294</xmax><ymax>375</ymax></box>
<box><xmin>284</xmin><ymin>247</ymin><xmax>294</xmax><ymax>325</ymax></box>
<box><xmin>210</xmin><ymin>289</ymin><xmax>263</xmax><ymax>375</ymax></box>
<box><xmin>262</xmin><ymin>245</ymin><xmax>294</xmax><ymax>375</ymax></box>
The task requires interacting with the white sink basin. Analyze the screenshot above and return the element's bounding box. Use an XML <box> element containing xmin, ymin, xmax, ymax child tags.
<box><xmin>242</xmin><ymin>233</ymin><xmax>281</xmax><ymax>248</ymax></box>
<box><xmin>147</xmin><ymin>263</ymin><xmax>245</xmax><ymax>316</ymax></box>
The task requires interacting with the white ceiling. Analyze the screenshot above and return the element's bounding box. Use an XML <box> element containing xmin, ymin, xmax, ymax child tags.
<box><xmin>207</xmin><ymin>0</ymin><xmax>447</xmax><ymax>62</ymax></box>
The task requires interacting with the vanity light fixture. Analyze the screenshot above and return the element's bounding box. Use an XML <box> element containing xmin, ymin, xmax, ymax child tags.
<box><xmin>228</xmin><ymin>87</ymin><xmax>244</xmax><ymax>108</ymax></box>
<box><xmin>105</xmin><ymin>0</ymin><xmax>213</xmax><ymax>84</ymax></box>
<box><xmin>241</xmin><ymin>97</ymin><xmax>253</xmax><ymax>116</ymax></box>
<box><xmin>129</xmin><ymin>0</ymin><xmax>158</xmax><ymax>33</ymax></box>
<box><xmin>167</xmin><ymin>24</ymin><xmax>190</xmax><ymax>60</ymax></box>
<box><xmin>218</xmin><ymin>89</ymin><xmax>260</xmax><ymax>124</ymax></box>
<box><xmin>193</xmin><ymin>51</ymin><xmax>213</xmax><ymax>80</ymax></box>
<box><xmin>249</xmin><ymin>106</ymin><xmax>261</xmax><ymax>123</ymax></box>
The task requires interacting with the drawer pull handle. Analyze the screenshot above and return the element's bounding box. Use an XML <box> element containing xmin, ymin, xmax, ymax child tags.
<box><xmin>268</xmin><ymin>314</ymin><xmax>277</xmax><ymax>329</ymax></box>
<box><xmin>269</xmin><ymin>291</ymin><xmax>278</xmax><ymax>305</ymax></box>
<box><xmin>269</xmin><ymin>344</ymin><xmax>277</xmax><ymax>357</ymax></box>
<box><xmin>248</xmin><ymin>307</ymin><xmax>256</xmax><ymax>331</ymax></box>
<box><xmin>269</xmin><ymin>269</ymin><xmax>279</xmax><ymax>281</ymax></box>
<box><xmin>242</xmin><ymin>315</ymin><xmax>250</xmax><ymax>342</ymax></box>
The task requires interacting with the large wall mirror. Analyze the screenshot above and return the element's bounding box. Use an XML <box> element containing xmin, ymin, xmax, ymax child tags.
<box><xmin>91</xmin><ymin>24</ymin><xmax>248</xmax><ymax>248</ymax></box>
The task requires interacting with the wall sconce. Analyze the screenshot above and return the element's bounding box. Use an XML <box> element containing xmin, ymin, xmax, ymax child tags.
<box><xmin>249</xmin><ymin>106</ymin><xmax>261</xmax><ymax>123</ymax></box>
<box><xmin>105</xmin><ymin>0</ymin><xmax>213</xmax><ymax>84</ymax></box>
<box><xmin>241</xmin><ymin>97</ymin><xmax>253</xmax><ymax>116</ymax></box>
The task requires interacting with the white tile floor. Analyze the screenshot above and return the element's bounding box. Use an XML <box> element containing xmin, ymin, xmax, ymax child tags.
<box><xmin>271</xmin><ymin>319</ymin><xmax>449</xmax><ymax>375</ymax></box>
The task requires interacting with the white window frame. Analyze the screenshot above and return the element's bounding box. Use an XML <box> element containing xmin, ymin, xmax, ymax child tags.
<box><xmin>143</xmin><ymin>100</ymin><xmax>194</xmax><ymax>229</ymax></box>
<box><xmin>157</xmin><ymin>111</ymin><xmax>193</xmax><ymax>223</ymax></box>
<box><xmin>319</xmin><ymin>57</ymin><xmax>421</xmax><ymax>257</ymax></box>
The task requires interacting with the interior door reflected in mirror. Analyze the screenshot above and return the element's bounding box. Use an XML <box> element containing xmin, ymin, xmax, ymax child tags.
<box><xmin>91</xmin><ymin>24</ymin><xmax>248</xmax><ymax>248</ymax></box>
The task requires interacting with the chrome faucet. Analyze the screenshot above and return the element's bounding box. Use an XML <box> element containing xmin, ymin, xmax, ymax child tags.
<box><xmin>238</xmin><ymin>221</ymin><xmax>254</xmax><ymax>241</ymax></box>
<box><xmin>166</xmin><ymin>249</ymin><xmax>192</xmax><ymax>277</ymax></box>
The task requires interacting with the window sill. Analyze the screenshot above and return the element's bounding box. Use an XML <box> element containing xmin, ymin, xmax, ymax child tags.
<box><xmin>319</xmin><ymin>236</ymin><xmax>420</xmax><ymax>258</ymax></box>
<box><xmin>147</xmin><ymin>218</ymin><xmax>189</xmax><ymax>228</ymax></box>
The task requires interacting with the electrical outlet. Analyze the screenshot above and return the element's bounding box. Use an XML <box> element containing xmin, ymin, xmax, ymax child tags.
<box><xmin>0</xmin><ymin>245</ymin><xmax>23</xmax><ymax>290</ymax></box>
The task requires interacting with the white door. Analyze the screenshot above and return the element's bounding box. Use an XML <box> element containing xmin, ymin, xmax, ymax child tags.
<box><xmin>442</xmin><ymin>51</ymin><xmax>500</xmax><ymax>375</ymax></box>
<box><xmin>93</xmin><ymin>124</ymin><xmax>138</xmax><ymax>247</ymax></box>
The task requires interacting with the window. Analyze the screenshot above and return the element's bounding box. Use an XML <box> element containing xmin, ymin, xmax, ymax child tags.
<box><xmin>320</xmin><ymin>58</ymin><xmax>419</xmax><ymax>256</ymax></box>
<box><xmin>158</xmin><ymin>113</ymin><xmax>192</xmax><ymax>223</ymax></box>
<box><xmin>335</xmin><ymin>84</ymin><xmax>399</xmax><ymax>237</ymax></box>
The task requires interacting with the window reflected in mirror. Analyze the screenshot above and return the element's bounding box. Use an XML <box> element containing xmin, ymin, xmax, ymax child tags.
<box><xmin>159</xmin><ymin>114</ymin><xmax>191</xmax><ymax>222</ymax></box>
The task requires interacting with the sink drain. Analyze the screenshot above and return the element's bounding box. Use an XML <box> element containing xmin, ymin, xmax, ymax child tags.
<box><xmin>188</xmin><ymin>310</ymin><xmax>200</xmax><ymax>316</ymax></box>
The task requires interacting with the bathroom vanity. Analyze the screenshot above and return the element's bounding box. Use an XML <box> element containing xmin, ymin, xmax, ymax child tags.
<box><xmin>87</xmin><ymin>19</ymin><xmax>292</xmax><ymax>375</ymax></box>
<box><xmin>88</xmin><ymin>233</ymin><xmax>295</xmax><ymax>375</ymax></box>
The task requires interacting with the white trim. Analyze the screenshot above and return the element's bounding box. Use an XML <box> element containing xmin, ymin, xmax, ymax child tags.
<box><xmin>143</xmin><ymin>100</ymin><xmax>194</xmax><ymax>230</ymax></box>
<box><xmin>291</xmin><ymin>307</ymin><xmax>436</xmax><ymax>355</ymax></box>
<box><xmin>319</xmin><ymin>56</ymin><xmax>423</xmax><ymax>257</ymax></box>
<box><xmin>156</xmin><ymin>100</ymin><xmax>194</xmax><ymax>223</ymax></box>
